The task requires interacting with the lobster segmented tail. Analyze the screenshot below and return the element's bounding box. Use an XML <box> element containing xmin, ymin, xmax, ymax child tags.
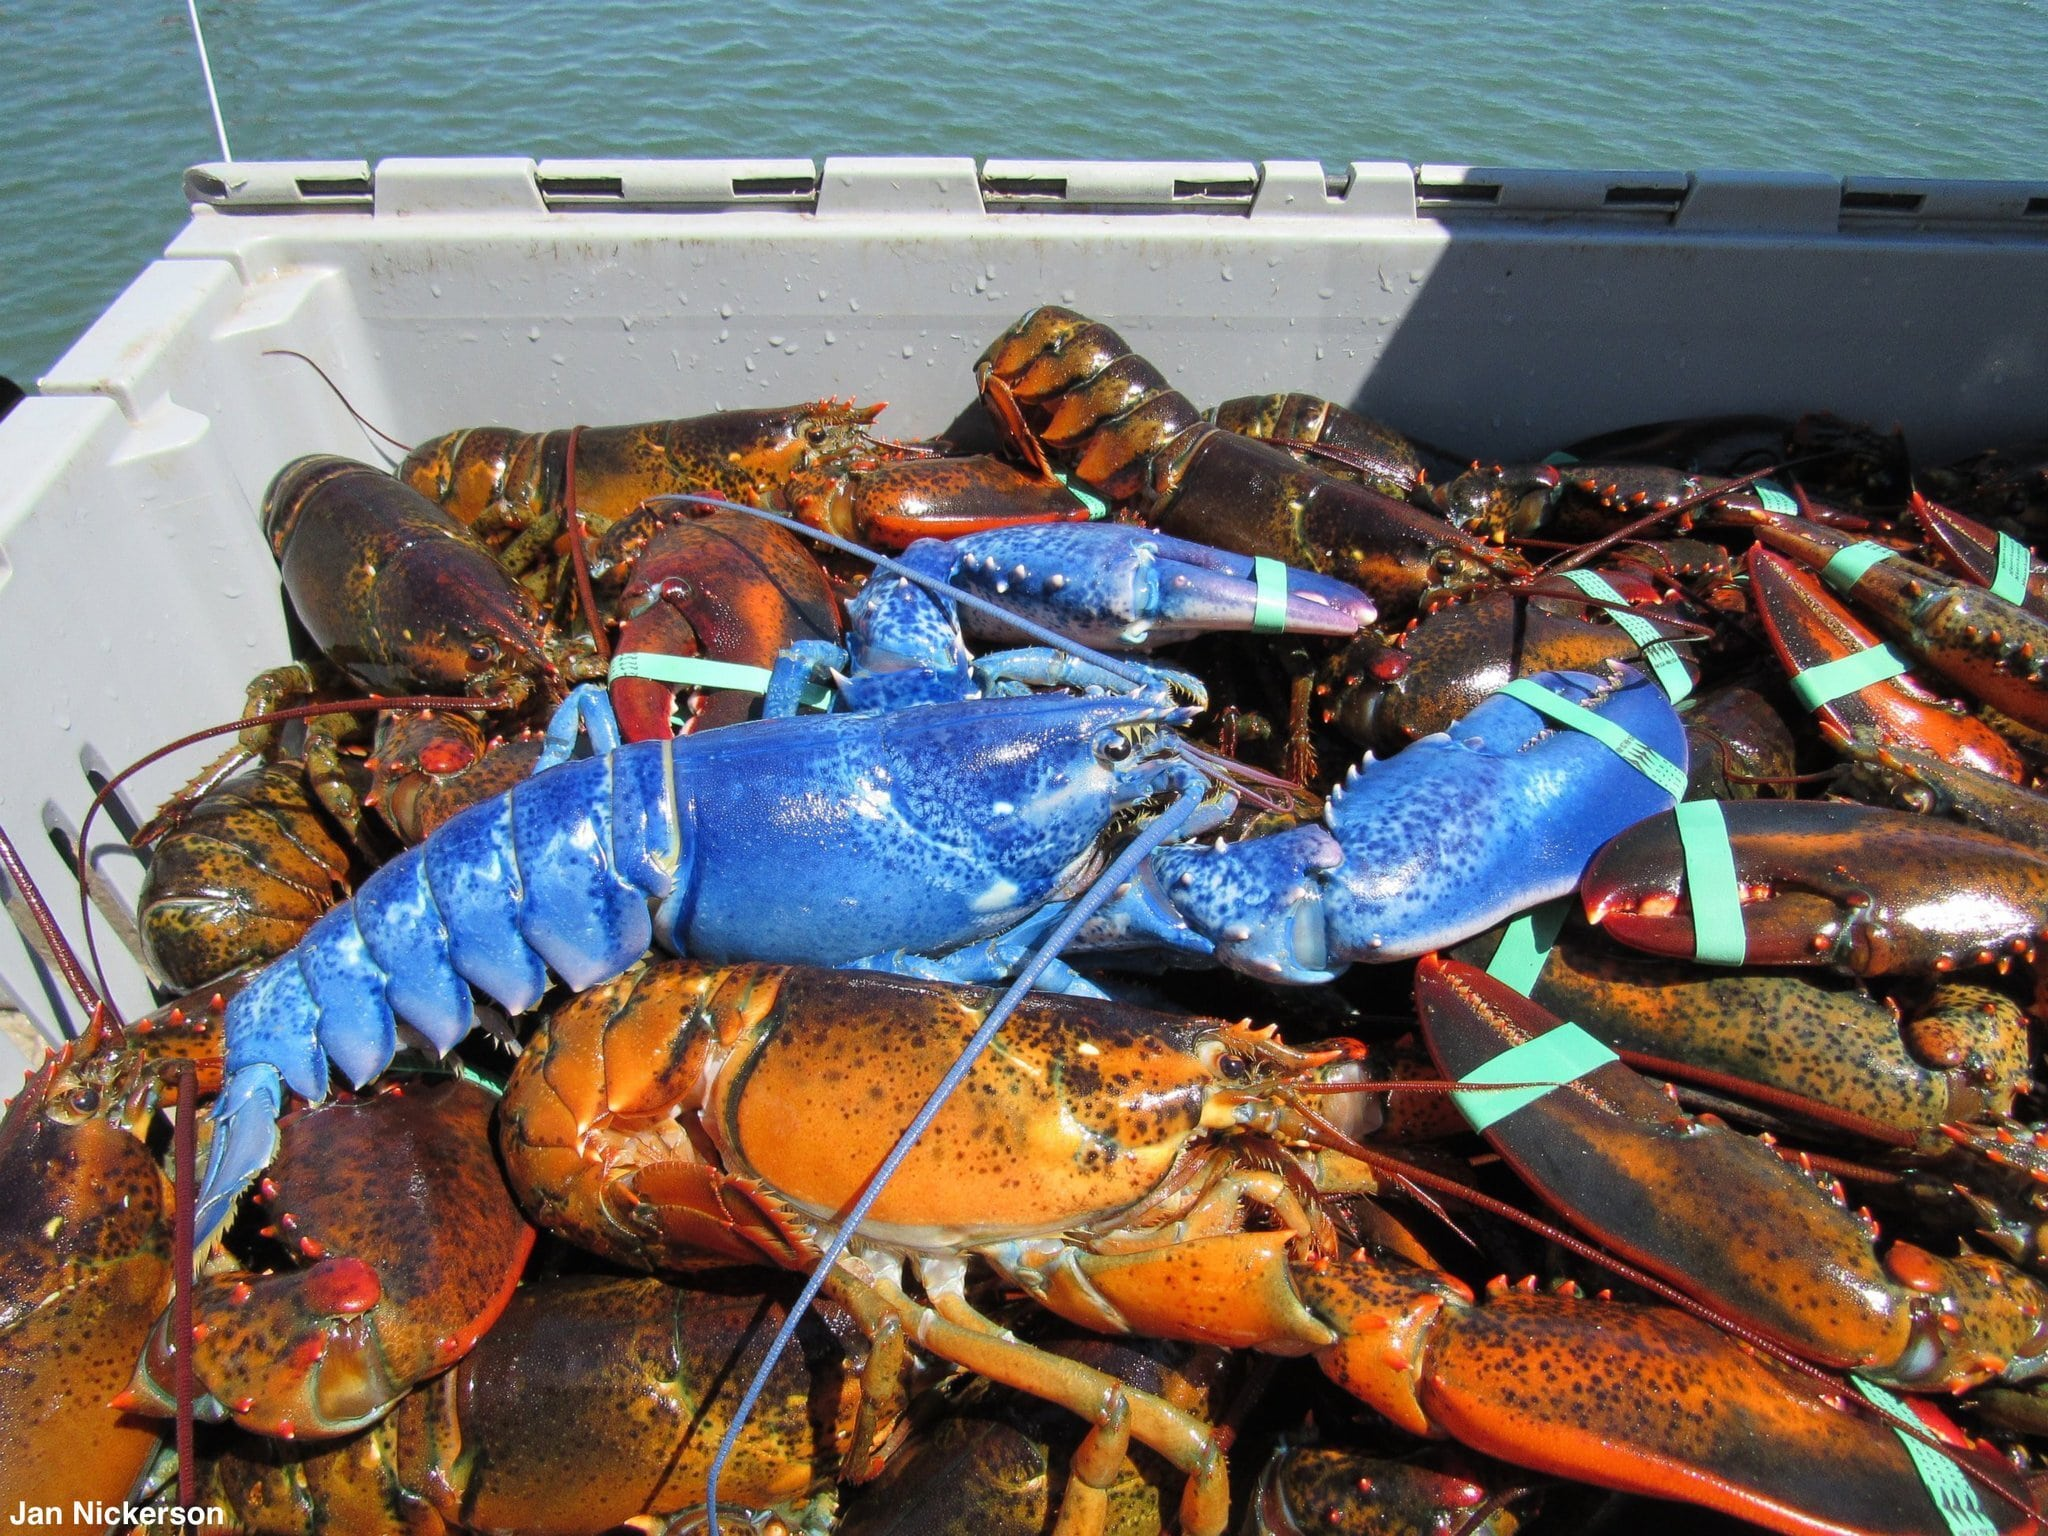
<box><xmin>195</xmin><ymin>739</ymin><xmax>690</xmax><ymax>1250</ymax></box>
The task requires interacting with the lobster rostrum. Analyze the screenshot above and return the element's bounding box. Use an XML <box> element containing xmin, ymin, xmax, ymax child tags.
<box><xmin>494</xmin><ymin>956</ymin><xmax>2031</xmax><ymax>1536</ymax></box>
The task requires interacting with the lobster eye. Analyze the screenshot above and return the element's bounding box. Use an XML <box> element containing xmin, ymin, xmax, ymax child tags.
<box><xmin>1218</xmin><ymin>1054</ymin><xmax>1252</xmax><ymax>1081</ymax></box>
<box><xmin>1096</xmin><ymin>732</ymin><xmax>1135</xmax><ymax>764</ymax></box>
<box><xmin>66</xmin><ymin>1086</ymin><xmax>100</xmax><ymax>1115</ymax></box>
<box><xmin>468</xmin><ymin>640</ymin><xmax>499</xmax><ymax>666</ymax></box>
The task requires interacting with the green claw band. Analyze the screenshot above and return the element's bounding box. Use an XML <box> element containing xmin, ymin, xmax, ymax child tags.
<box><xmin>1497</xmin><ymin>678</ymin><xmax>1689</xmax><ymax>799</ymax></box>
<box><xmin>1674</xmin><ymin>799</ymin><xmax>1746</xmax><ymax>965</ymax></box>
<box><xmin>1485</xmin><ymin>898</ymin><xmax>1571</xmax><ymax>996</ymax></box>
<box><xmin>1754</xmin><ymin>480</ymin><xmax>1799</xmax><ymax>515</ymax></box>
<box><xmin>609</xmin><ymin>653</ymin><xmax>832</xmax><ymax>710</ymax></box>
<box><xmin>1993</xmin><ymin>532</ymin><xmax>2033</xmax><ymax>605</ymax></box>
<box><xmin>1056</xmin><ymin>473</ymin><xmax>1110</xmax><ymax>519</ymax></box>
<box><xmin>1819</xmin><ymin>540</ymin><xmax>1900</xmax><ymax>593</ymax></box>
<box><xmin>1789</xmin><ymin>643</ymin><xmax>1909</xmax><ymax>710</ymax></box>
<box><xmin>1555</xmin><ymin>569</ymin><xmax>1694</xmax><ymax>703</ymax></box>
<box><xmin>611</xmin><ymin>653</ymin><xmax>775</xmax><ymax>693</ymax></box>
<box><xmin>1251</xmin><ymin>556</ymin><xmax>1290</xmax><ymax>633</ymax></box>
<box><xmin>1542</xmin><ymin>451</ymin><xmax>1580</xmax><ymax>466</ymax></box>
<box><xmin>1453</xmin><ymin>1021</ymin><xmax>1619</xmax><ymax>1132</ymax></box>
<box><xmin>1850</xmin><ymin>1381</ymin><xmax>1998</xmax><ymax>1536</ymax></box>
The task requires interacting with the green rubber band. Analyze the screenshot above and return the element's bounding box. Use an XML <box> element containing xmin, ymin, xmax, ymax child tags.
<box><xmin>1496</xmin><ymin>678</ymin><xmax>1688</xmax><ymax>799</ymax></box>
<box><xmin>1850</xmin><ymin>1381</ymin><xmax>1998</xmax><ymax>1536</ymax></box>
<box><xmin>1555</xmin><ymin>569</ymin><xmax>1694</xmax><ymax>703</ymax></box>
<box><xmin>1789</xmin><ymin>643</ymin><xmax>1909</xmax><ymax>710</ymax></box>
<box><xmin>1674</xmin><ymin>799</ymin><xmax>1746</xmax><ymax>965</ymax></box>
<box><xmin>609</xmin><ymin>652</ymin><xmax>833</xmax><ymax>710</ymax></box>
<box><xmin>1542</xmin><ymin>451</ymin><xmax>1580</xmax><ymax>466</ymax></box>
<box><xmin>1251</xmin><ymin>556</ymin><xmax>1290</xmax><ymax>633</ymax></box>
<box><xmin>1819</xmin><ymin>540</ymin><xmax>1899</xmax><ymax>593</ymax></box>
<box><xmin>1754</xmin><ymin>480</ymin><xmax>1799</xmax><ymax>515</ymax></box>
<box><xmin>1485</xmin><ymin>898</ymin><xmax>1571</xmax><ymax>996</ymax></box>
<box><xmin>1992</xmin><ymin>532</ymin><xmax>2033</xmax><ymax>605</ymax></box>
<box><xmin>1056</xmin><ymin>473</ymin><xmax>1110</xmax><ymax>519</ymax></box>
<box><xmin>1453</xmin><ymin>1022</ymin><xmax>1620</xmax><ymax>1133</ymax></box>
<box><xmin>611</xmin><ymin>653</ymin><xmax>774</xmax><ymax>693</ymax></box>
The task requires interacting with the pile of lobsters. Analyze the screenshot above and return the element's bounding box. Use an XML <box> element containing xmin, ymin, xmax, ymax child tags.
<box><xmin>10</xmin><ymin>304</ymin><xmax>2048</xmax><ymax>1536</ymax></box>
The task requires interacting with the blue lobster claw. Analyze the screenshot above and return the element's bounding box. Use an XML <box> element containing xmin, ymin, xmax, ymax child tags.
<box><xmin>1151</xmin><ymin>665</ymin><xmax>1689</xmax><ymax>982</ymax></box>
<box><xmin>918</xmin><ymin>524</ymin><xmax>1377</xmax><ymax>648</ymax></box>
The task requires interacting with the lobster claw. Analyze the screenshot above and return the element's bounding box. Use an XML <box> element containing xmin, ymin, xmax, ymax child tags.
<box><xmin>1582</xmin><ymin>799</ymin><xmax>2048</xmax><ymax>975</ymax></box>
<box><xmin>913</xmin><ymin>524</ymin><xmax>1376</xmax><ymax>650</ymax></box>
<box><xmin>1746</xmin><ymin>542</ymin><xmax>2026</xmax><ymax>782</ymax></box>
<box><xmin>1295</xmin><ymin>1256</ymin><xmax>2045</xmax><ymax>1536</ymax></box>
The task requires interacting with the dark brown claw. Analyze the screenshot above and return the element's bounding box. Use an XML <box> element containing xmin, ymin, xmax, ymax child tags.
<box><xmin>1583</xmin><ymin>799</ymin><xmax>2048</xmax><ymax>976</ymax></box>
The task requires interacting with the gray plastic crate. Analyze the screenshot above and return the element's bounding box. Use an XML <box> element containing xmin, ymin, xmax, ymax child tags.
<box><xmin>3</xmin><ymin>155</ymin><xmax>2046</xmax><ymax>1093</ymax></box>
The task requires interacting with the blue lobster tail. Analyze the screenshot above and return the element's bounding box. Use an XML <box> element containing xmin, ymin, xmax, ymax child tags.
<box><xmin>193</xmin><ymin>1062</ymin><xmax>283</xmax><ymax>1250</ymax></box>
<box><xmin>226</xmin><ymin>959</ymin><xmax>330</xmax><ymax>1102</ymax></box>
<box><xmin>353</xmin><ymin>856</ymin><xmax>475</xmax><ymax>1052</ymax></box>
<box><xmin>293</xmin><ymin>906</ymin><xmax>398</xmax><ymax>1088</ymax></box>
<box><xmin>422</xmin><ymin>793</ymin><xmax>550</xmax><ymax>1014</ymax></box>
<box><xmin>511</xmin><ymin>753</ymin><xmax>654</xmax><ymax>987</ymax></box>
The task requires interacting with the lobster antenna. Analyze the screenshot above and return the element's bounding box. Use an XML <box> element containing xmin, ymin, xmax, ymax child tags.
<box><xmin>1537</xmin><ymin>462</ymin><xmax>1803</xmax><ymax>577</ymax></box>
<box><xmin>260</xmin><ymin>351</ymin><xmax>414</xmax><ymax>461</ymax></box>
<box><xmin>0</xmin><ymin>820</ymin><xmax>103</xmax><ymax>1019</ymax></box>
<box><xmin>642</xmin><ymin>493</ymin><xmax>1161</xmax><ymax>693</ymax></box>
<box><xmin>703</xmin><ymin>778</ymin><xmax>1214</xmax><ymax>1536</ymax></box>
<box><xmin>74</xmin><ymin>693</ymin><xmax>512</xmax><ymax>1019</ymax></box>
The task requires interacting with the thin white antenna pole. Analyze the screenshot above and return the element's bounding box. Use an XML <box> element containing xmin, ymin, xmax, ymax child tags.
<box><xmin>185</xmin><ymin>0</ymin><xmax>234</xmax><ymax>163</ymax></box>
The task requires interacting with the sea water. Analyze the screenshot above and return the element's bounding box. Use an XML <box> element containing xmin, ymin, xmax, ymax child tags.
<box><xmin>3</xmin><ymin>0</ymin><xmax>2045</xmax><ymax>384</ymax></box>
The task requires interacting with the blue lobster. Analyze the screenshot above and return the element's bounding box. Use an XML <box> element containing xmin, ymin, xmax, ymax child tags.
<box><xmin>196</xmin><ymin>648</ymin><xmax>1683</xmax><ymax>1252</ymax></box>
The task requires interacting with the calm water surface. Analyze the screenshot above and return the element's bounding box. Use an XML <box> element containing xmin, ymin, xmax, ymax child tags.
<box><xmin>3</xmin><ymin>0</ymin><xmax>2046</xmax><ymax>383</ymax></box>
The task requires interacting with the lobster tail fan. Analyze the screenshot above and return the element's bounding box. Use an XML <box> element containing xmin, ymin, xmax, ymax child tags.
<box><xmin>191</xmin><ymin>1062</ymin><xmax>282</xmax><ymax>1258</ymax></box>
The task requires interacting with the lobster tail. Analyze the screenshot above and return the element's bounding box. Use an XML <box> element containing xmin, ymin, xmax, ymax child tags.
<box><xmin>193</xmin><ymin>1062</ymin><xmax>282</xmax><ymax>1251</ymax></box>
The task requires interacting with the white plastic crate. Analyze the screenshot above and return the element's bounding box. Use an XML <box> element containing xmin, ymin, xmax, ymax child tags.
<box><xmin>4</xmin><ymin>154</ymin><xmax>2047</xmax><ymax>1095</ymax></box>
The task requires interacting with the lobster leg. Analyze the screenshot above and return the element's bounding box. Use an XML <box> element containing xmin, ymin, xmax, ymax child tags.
<box><xmin>851</xmin><ymin>1264</ymin><xmax>1232</xmax><ymax>1536</ymax></box>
